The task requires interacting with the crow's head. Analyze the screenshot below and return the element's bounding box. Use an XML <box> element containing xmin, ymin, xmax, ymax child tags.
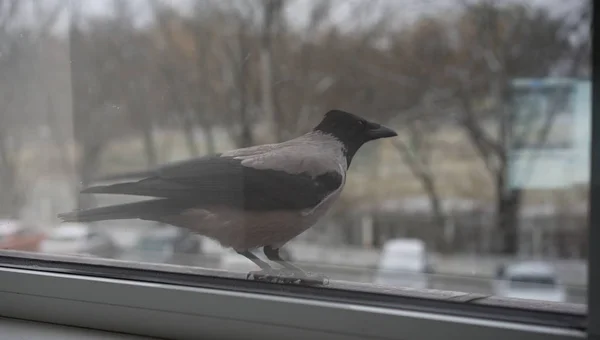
<box><xmin>314</xmin><ymin>109</ymin><xmax>397</xmax><ymax>163</ymax></box>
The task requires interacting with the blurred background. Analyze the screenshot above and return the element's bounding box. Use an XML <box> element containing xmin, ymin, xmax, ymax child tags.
<box><xmin>0</xmin><ymin>0</ymin><xmax>591</xmax><ymax>304</ymax></box>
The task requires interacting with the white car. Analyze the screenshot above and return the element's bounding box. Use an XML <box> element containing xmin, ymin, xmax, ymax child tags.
<box><xmin>494</xmin><ymin>261</ymin><xmax>566</xmax><ymax>302</ymax></box>
<box><xmin>373</xmin><ymin>238</ymin><xmax>431</xmax><ymax>289</ymax></box>
<box><xmin>39</xmin><ymin>223</ymin><xmax>119</xmax><ymax>258</ymax></box>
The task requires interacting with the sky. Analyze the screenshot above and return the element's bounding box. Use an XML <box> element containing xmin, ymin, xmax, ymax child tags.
<box><xmin>69</xmin><ymin>0</ymin><xmax>580</xmax><ymax>26</ymax></box>
<box><xmin>27</xmin><ymin>0</ymin><xmax>584</xmax><ymax>36</ymax></box>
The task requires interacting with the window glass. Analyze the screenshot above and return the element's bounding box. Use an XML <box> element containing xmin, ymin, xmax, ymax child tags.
<box><xmin>0</xmin><ymin>0</ymin><xmax>590</xmax><ymax>306</ymax></box>
<box><xmin>511</xmin><ymin>85</ymin><xmax>574</xmax><ymax>150</ymax></box>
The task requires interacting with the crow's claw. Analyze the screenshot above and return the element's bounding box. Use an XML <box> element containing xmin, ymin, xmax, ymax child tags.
<box><xmin>246</xmin><ymin>269</ymin><xmax>329</xmax><ymax>286</ymax></box>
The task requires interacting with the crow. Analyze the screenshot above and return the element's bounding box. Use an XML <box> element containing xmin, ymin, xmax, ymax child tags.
<box><xmin>59</xmin><ymin>109</ymin><xmax>397</xmax><ymax>285</ymax></box>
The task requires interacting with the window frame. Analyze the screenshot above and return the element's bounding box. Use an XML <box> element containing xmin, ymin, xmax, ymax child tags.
<box><xmin>587</xmin><ymin>3</ymin><xmax>599</xmax><ymax>338</ymax></box>
<box><xmin>0</xmin><ymin>250</ymin><xmax>588</xmax><ymax>339</ymax></box>
<box><xmin>0</xmin><ymin>3</ymin><xmax>595</xmax><ymax>340</ymax></box>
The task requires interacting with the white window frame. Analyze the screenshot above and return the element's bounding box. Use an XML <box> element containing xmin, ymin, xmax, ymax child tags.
<box><xmin>587</xmin><ymin>8</ymin><xmax>599</xmax><ymax>338</ymax></box>
<box><xmin>0</xmin><ymin>251</ymin><xmax>588</xmax><ymax>340</ymax></box>
<box><xmin>0</xmin><ymin>4</ymin><xmax>595</xmax><ymax>340</ymax></box>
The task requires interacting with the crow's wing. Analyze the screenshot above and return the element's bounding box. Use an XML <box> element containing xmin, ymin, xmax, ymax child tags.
<box><xmin>81</xmin><ymin>154</ymin><xmax>343</xmax><ymax>211</ymax></box>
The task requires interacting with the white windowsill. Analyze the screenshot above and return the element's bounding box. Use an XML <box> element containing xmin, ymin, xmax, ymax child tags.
<box><xmin>0</xmin><ymin>250</ymin><xmax>587</xmax><ymax>340</ymax></box>
<box><xmin>0</xmin><ymin>317</ymin><xmax>155</xmax><ymax>340</ymax></box>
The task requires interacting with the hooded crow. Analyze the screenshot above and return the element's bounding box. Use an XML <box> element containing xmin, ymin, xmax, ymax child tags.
<box><xmin>58</xmin><ymin>109</ymin><xmax>397</xmax><ymax>285</ymax></box>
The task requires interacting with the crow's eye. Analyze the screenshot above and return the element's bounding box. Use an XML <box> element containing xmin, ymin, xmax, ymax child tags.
<box><xmin>358</xmin><ymin>120</ymin><xmax>366</xmax><ymax>128</ymax></box>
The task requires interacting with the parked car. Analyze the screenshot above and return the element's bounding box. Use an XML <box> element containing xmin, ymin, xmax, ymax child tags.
<box><xmin>0</xmin><ymin>219</ymin><xmax>45</xmax><ymax>251</ymax></box>
<box><xmin>373</xmin><ymin>238</ymin><xmax>431</xmax><ymax>289</ymax></box>
<box><xmin>121</xmin><ymin>226</ymin><xmax>203</xmax><ymax>265</ymax></box>
<box><xmin>493</xmin><ymin>261</ymin><xmax>566</xmax><ymax>302</ymax></box>
<box><xmin>39</xmin><ymin>223</ymin><xmax>120</xmax><ymax>258</ymax></box>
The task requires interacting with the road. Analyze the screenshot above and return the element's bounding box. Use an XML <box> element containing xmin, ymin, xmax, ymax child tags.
<box><xmin>117</xmin><ymin>250</ymin><xmax>587</xmax><ymax>305</ymax></box>
<box><xmin>285</xmin><ymin>262</ymin><xmax>587</xmax><ymax>304</ymax></box>
<box><xmin>102</xmin><ymin>225</ymin><xmax>588</xmax><ymax>305</ymax></box>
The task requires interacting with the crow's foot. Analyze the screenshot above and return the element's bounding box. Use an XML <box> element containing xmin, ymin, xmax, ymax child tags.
<box><xmin>246</xmin><ymin>269</ymin><xmax>329</xmax><ymax>286</ymax></box>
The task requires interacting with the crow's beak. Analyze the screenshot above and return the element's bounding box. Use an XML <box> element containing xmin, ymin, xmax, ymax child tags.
<box><xmin>366</xmin><ymin>122</ymin><xmax>398</xmax><ymax>140</ymax></box>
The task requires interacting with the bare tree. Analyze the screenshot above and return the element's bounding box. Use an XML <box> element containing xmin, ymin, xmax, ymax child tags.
<box><xmin>69</xmin><ymin>3</ymin><xmax>141</xmax><ymax>207</ymax></box>
<box><xmin>272</xmin><ymin>1</ymin><xmax>334</xmax><ymax>140</ymax></box>
<box><xmin>560</xmin><ymin>0</ymin><xmax>591</xmax><ymax>77</ymax></box>
<box><xmin>186</xmin><ymin>1</ymin><xmax>219</xmax><ymax>154</ymax></box>
<box><xmin>150</xmin><ymin>1</ymin><xmax>202</xmax><ymax>157</ymax></box>
<box><xmin>259</xmin><ymin>0</ymin><xmax>285</xmax><ymax>142</ymax></box>
<box><xmin>112</xmin><ymin>0</ymin><xmax>159</xmax><ymax>167</ymax></box>
<box><xmin>212</xmin><ymin>3</ymin><xmax>261</xmax><ymax>148</ymax></box>
<box><xmin>0</xmin><ymin>0</ymin><xmax>64</xmax><ymax>217</ymax></box>
<box><xmin>449</xmin><ymin>2</ymin><xmax>577</xmax><ymax>253</ymax></box>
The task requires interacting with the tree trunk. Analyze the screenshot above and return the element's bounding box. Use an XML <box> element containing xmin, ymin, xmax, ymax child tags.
<box><xmin>182</xmin><ymin>114</ymin><xmax>200</xmax><ymax>157</ymax></box>
<box><xmin>259</xmin><ymin>48</ymin><xmax>275</xmax><ymax>136</ymax></box>
<box><xmin>135</xmin><ymin>100</ymin><xmax>157</xmax><ymax>167</ymax></box>
<box><xmin>421</xmin><ymin>174</ymin><xmax>445</xmax><ymax>227</ymax></box>
<box><xmin>140</xmin><ymin>123</ymin><xmax>157</xmax><ymax>167</ymax></box>
<box><xmin>237</xmin><ymin>91</ymin><xmax>253</xmax><ymax>147</ymax></box>
<box><xmin>202</xmin><ymin>124</ymin><xmax>216</xmax><ymax>155</ymax></box>
<box><xmin>0</xmin><ymin>139</ymin><xmax>21</xmax><ymax>218</ymax></box>
<box><xmin>260</xmin><ymin>0</ymin><xmax>282</xmax><ymax>142</ymax></box>
<box><xmin>392</xmin><ymin>139</ymin><xmax>446</xmax><ymax>251</ymax></box>
<box><xmin>495</xmin><ymin>173</ymin><xmax>522</xmax><ymax>254</ymax></box>
<box><xmin>421</xmin><ymin>173</ymin><xmax>449</xmax><ymax>251</ymax></box>
<box><xmin>77</xmin><ymin>143</ymin><xmax>102</xmax><ymax>210</ymax></box>
<box><xmin>236</xmin><ymin>34</ymin><xmax>253</xmax><ymax>148</ymax></box>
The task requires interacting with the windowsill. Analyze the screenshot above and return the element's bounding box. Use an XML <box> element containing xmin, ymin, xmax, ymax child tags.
<box><xmin>0</xmin><ymin>250</ymin><xmax>587</xmax><ymax>340</ymax></box>
<box><xmin>0</xmin><ymin>317</ymin><xmax>155</xmax><ymax>340</ymax></box>
<box><xmin>0</xmin><ymin>249</ymin><xmax>586</xmax><ymax>314</ymax></box>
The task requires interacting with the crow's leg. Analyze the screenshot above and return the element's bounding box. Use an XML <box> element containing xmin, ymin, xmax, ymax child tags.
<box><xmin>237</xmin><ymin>249</ymin><xmax>327</xmax><ymax>285</ymax></box>
<box><xmin>262</xmin><ymin>246</ymin><xmax>329</xmax><ymax>285</ymax></box>
<box><xmin>237</xmin><ymin>250</ymin><xmax>295</xmax><ymax>283</ymax></box>
<box><xmin>263</xmin><ymin>246</ymin><xmax>306</xmax><ymax>273</ymax></box>
<box><xmin>237</xmin><ymin>250</ymin><xmax>272</xmax><ymax>270</ymax></box>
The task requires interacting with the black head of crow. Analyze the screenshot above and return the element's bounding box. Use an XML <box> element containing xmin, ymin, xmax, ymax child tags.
<box><xmin>58</xmin><ymin>109</ymin><xmax>397</xmax><ymax>285</ymax></box>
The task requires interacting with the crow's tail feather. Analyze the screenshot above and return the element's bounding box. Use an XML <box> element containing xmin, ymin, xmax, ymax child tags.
<box><xmin>93</xmin><ymin>169</ymin><xmax>155</xmax><ymax>182</ymax></box>
<box><xmin>81</xmin><ymin>181</ymin><xmax>158</xmax><ymax>196</ymax></box>
<box><xmin>57</xmin><ymin>198</ymin><xmax>185</xmax><ymax>223</ymax></box>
